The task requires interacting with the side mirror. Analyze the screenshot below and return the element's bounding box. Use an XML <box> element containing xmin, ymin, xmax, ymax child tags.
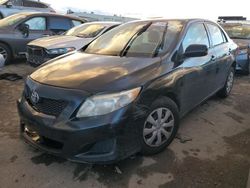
<box><xmin>18</xmin><ymin>23</ymin><xmax>30</xmax><ymax>38</ymax></box>
<box><xmin>184</xmin><ymin>44</ymin><xmax>208</xmax><ymax>58</ymax></box>
<box><xmin>6</xmin><ymin>2</ymin><xmax>13</xmax><ymax>8</ymax></box>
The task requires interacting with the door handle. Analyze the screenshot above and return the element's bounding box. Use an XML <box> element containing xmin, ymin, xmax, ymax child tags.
<box><xmin>228</xmin><ymin>48</ymin><xmax>232</xmax><ymax>55</ymax></box>
<box><xmin>211</xmin><ymin>55</ymin><xmax>216</xmax><ymax>61</ymax></box>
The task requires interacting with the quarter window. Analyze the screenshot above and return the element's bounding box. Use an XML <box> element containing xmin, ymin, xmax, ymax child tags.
<box><xmin>25</xmin><ymin>17</ymin><xmax>46</xmax><ymax>30</ymax></box>
<box><xmin>72</xmin><ymin>20</ymin><xmax>82</xmax><ymax>27</ymax></box>
<box><xmin>207</xmin><ymin>24</ymin><xmax>224</xmax><ymax>46</ymax></box>
<box><xmin>182</xmin><ymin>23</ymin><xmax>209</xmax><ymax>51</ymax></box>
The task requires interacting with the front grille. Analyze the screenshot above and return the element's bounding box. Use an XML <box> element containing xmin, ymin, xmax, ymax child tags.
<box><xmin>24</xmin><ymin>85</ymin><xmax>68</xmax><ymax>117</ymax></box>
<box><xmin>27</xmin><ymin>46</ymin><xmax>47</xmax><ymax>66</ymax></box>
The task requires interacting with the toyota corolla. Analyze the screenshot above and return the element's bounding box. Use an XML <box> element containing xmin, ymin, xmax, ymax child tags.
<box><xmin>17</xmin><ymin>19</ymin><xmax>237</xmax><ymax>164</ymax></box>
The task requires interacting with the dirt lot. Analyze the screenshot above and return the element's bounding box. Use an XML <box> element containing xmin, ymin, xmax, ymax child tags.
<box><xmin>0</xmin><ymin>62</ymin><xmax>249</xmax><ymax>188</ymax></box>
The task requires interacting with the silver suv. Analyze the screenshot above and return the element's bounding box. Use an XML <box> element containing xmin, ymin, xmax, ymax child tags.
<box><xmin>0</xmin><ymin>0</ymin><xmax>55</xmax><ymax>19</ymax></box>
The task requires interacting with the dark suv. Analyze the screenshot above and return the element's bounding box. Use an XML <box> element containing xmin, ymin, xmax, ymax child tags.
<box><xmin>18</xmin><ymin>19</ymin><xmax>237</xmax><ymax>164</ymax></box>
<box><xmin>219</xmin><ymin>16</ymin><xmax>250</xmax><ymax>74</ymax></box>
<box><xmin>0</xmin><ymin>12</ymin><xmax>85</xmax><ymax>63</ymax></box>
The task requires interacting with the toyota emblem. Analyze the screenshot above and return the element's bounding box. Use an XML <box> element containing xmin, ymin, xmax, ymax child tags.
<box><xmin>31</xmin><ymin>91</ymin><xmax>39</xmax><ymax>104</ymax></box>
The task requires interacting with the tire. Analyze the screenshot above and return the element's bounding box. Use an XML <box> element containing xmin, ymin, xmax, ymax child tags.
<box><xmin>0</xmin><ymin>43</ymin><xmax>11</xmax><ymax>64</ymax></box>
<box><xmin>140</xmin><ymin>97</ymin><xmax>180</xmax><ymax>155</ymax></box>
<box><xmin>217</xmin><ymin>67</ymin><xmax>235</xmax><ymax>98</ymax></box>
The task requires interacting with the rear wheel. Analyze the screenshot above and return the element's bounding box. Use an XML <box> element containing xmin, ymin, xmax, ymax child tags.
<box><xmin>141</xmin><ymin>97</ymin><xmax>179</xmax><ymax>155</ymax></box>
<box><xmin>217</xmin><ymin>67</ymin><xmax>235</xmax><ymax>98</ymax></box>
<box><xmin>0</xmin><ymin>43</ymin><xmax>11</xmax><ymax>64</ymax></box>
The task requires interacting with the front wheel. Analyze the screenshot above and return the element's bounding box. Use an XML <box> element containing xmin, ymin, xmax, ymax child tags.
<box><xmin>141</xmin><ymin>97</ymin><xmax>179</xmax><ymax>155</ymax></box>
<box><xmin>217</xmin><ymin>67</ymin><xmax>235</xmax><ymax>98</ymax></box>
<box><xmin>0</xmin><ymin>43</ymin><xmax>11</xmax><ymax>64</ymax></box>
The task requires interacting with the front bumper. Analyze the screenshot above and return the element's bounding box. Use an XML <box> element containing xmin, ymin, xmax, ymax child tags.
<box><xmin>17</xmin><ymin>97</ymin><xmax>144</xmax><ymax>164</ymax></box>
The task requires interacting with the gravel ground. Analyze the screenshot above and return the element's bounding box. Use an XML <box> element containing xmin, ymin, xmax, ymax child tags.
<box><xmin>0</xmin><ymin>62</ymin><xmax>249</xmax><ymax>188</ymax></box>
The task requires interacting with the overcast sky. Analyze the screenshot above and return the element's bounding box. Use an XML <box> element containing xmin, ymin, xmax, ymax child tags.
<box><xmin>43</xmin><ymin>0</ymin><xmax>250</xmax><ymax>20</ymax></box>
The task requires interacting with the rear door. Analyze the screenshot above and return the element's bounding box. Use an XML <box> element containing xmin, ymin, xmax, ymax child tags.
<box><xmin>206</xmin><ymin>23</ymin><xmax>231</xmax><ymax>89</ymax></box>
<box><xmin>47</xmin><ymin>16</ymin><xmax>72</xmax><ymax>35</ymax></box>
<box><xmin>179</xmin><ymin>22</ymin><xmax>216</xmax><ymax>113</ymax></box>
<box><xmin>14</xmin><ymin>16</ymin><xmax>51</xmax><ymax>55</ymax></box>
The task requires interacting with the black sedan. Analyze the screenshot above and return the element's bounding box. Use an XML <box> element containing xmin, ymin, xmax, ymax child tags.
<box><xmin>17</xmin><ymin>19</ymin><xmax>237</xmax><ymax>164</ymax></box>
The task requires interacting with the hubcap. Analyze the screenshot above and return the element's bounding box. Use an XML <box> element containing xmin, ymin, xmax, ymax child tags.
<box><xmin>0</xmin><ymin>47</ymin><xmax>7</xmax><ymax>60</ymax></box>
<box><xmin>226</xmin><ymin>71</ymin><xmax>234</xmax><ymax>94</ymax></box>
<box><xmin>143</xmin><ymin>108</ymin><xmax>175</xmax><ymax>147</ymax></box>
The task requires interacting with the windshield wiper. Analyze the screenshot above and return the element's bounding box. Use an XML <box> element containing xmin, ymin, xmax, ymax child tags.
<box><xmin>119</xmin><ymin>22</ymin><xmax>152</xmax><ymax>57</ymax></box>
<box><xmin>153</xmin><ymin>24</ymin><xmax>168</xmax><ymax>57</ymax></box>
<box><xmin>76</xmin><ymin>34</ymin><xmax>88</xmax><ymax>38</ymax></box>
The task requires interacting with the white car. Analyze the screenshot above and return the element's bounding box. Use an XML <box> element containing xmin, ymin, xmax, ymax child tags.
<box><xmin>0</xmin><ymin>0</ymin><xmax>55</xmax><ymax>19</ymax></box>
<box><xmin>27</xmin><ymin>22</ymin><xmax>120</xmax><ymax>66</ymax></box>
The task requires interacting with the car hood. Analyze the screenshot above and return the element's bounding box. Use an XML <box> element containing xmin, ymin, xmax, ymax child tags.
<box><xmin>232</xmin><ymin>39</ymin><xmax>250</xmax><ymax>49</ymax></box>
<box><xmin>28</xmin><ymin>35</ymin><xmax>93</xmax><ymax>50</ymax></box>
<box><xmin>30</xmin><ymin>52</ymin><xmax>161</xmax><ymax>93</ymax></box>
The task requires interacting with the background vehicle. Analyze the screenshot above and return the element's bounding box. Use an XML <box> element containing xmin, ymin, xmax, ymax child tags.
<box><xmin>18</xmin><ymin>19</ymin><xmax>237</xmax><ymax>163</ymax></box>
<box><xmin>27</xmin><ymin>21</ymin><xmax>120</xmax><ymax>66</ymax></box>
<box><xmin>219</xmin><ymin>16</ymin><xmax>250</xmax><ymax>74</ymax></box>
<box><xmin>0</xmin><ymin>12</ymin><xmax>85</xmax><ymax>63</ymax></box>
<box><xmin>0</xmin><ymin>0</ymin><xmax>55</xmax><ymax>19</ymax></box>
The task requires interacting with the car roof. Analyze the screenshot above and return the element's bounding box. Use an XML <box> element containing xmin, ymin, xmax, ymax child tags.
<box><xmin>127</xmin><ymin>18</ymin><xmax>216</xmax><ymax>25</ymax></box>
<box><xmin>81</xmin><ymin>21</ymin><xmax>121</xmax><ymax>27</ymax></box>
<box><xmin>15</xmin><ymin>12</ymin><xmax>86</xmax><ymax>22</ymax></box>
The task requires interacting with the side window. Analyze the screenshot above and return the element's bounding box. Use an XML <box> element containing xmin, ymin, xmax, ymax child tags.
<box><xmin>72</xmin><ymin>20</ymin><xmax>82</xmax><ymax>27</ymax></box>
<box><xmin>25</xmin><ymin>17</ymin><xmax>46</xmax><ymax>31</ymax></box>
<box><xmin>48</xmin><ymin>17</ymin><xmax>72</xmax><ymax>33</ymax></box>
<box><xmin>207</xmin><ymin>24</ymin><xmax>224</xmax><ymax>46</ymax></box>
<box><xmin>182</xmin><ymin>23</ymin><xmax>209</xmax><ymax>51</ymax></box>
<box><xmin>9</xmin><ymin>0</ymin><xmax>22</xmax><ymax>6</ymax></box>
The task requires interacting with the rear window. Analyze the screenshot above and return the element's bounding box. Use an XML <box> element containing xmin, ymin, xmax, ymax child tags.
<box><xmin>221</xmin><ymin>24</ymin><xmax>250</xmax><ymax>39</ymax></box>
<box><xmin>48</xmin><ymin>17</ymin><xmax>71</xmax><ymax>32</ymax></box>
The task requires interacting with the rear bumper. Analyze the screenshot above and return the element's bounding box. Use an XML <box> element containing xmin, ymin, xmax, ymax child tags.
<box><xmin>17</xmin><ymin>97</ymin><xmax>144</xmax><ymax>164</ymax></box>
<box><xmin>236</xmin><ymin>53</ymin><xmax>250</xmax><ymax>73</ymax></box>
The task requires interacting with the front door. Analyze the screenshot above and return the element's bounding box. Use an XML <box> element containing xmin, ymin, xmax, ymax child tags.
<box><xmin>14</xmin><ymin>16</ymin><xmax>51</xmax><ymax>55</ymax></box>
<box><xmin>178</xmin><ymin>22</ymin><xmax>217</xmax><ymax>114</ymax></box>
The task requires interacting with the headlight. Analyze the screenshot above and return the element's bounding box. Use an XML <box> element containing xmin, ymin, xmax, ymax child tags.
<box><xmin>46</xmin><ymin>47</ymin><xmax>75</xmax><ymax>55</ymax></box>
<box><xmin>76</xmin><ymin>87</ymin><xmax>141</xmax><ymax>118</ymax></box>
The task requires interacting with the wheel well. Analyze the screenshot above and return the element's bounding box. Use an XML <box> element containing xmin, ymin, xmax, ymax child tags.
<box><xmin>232</xmin><ymin>61</ymin><xmax>236</xmax><ymax>69</ymax></box>
<box><xmin>0</xmin><ymin>41</ymin><xmax>13</xmax><ymax>58</ymax></box>
<box><xmin>164</xmin><ymin>92</ymin><xmax>180</xmax><ymax>111</ymax></box>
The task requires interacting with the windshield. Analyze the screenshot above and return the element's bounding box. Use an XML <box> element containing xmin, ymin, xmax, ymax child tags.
<box><xmin>0</xmin><ymin>13</ymin><xmax>27</xmax><ymax>27</ymax></box>
<box><xmin>65</xmin><ymin>24</ymin><xmax>106</xmax><ymax>38</ymax></box>
<box><xmin>84</xmin><ymin>21</ymin><xmax>183</xmax><ymax>57</ymax></box>
<box><xmin>221</xmin><ymin>24</ymin><xmax>250</xmax><ymax>39</ymax></box>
